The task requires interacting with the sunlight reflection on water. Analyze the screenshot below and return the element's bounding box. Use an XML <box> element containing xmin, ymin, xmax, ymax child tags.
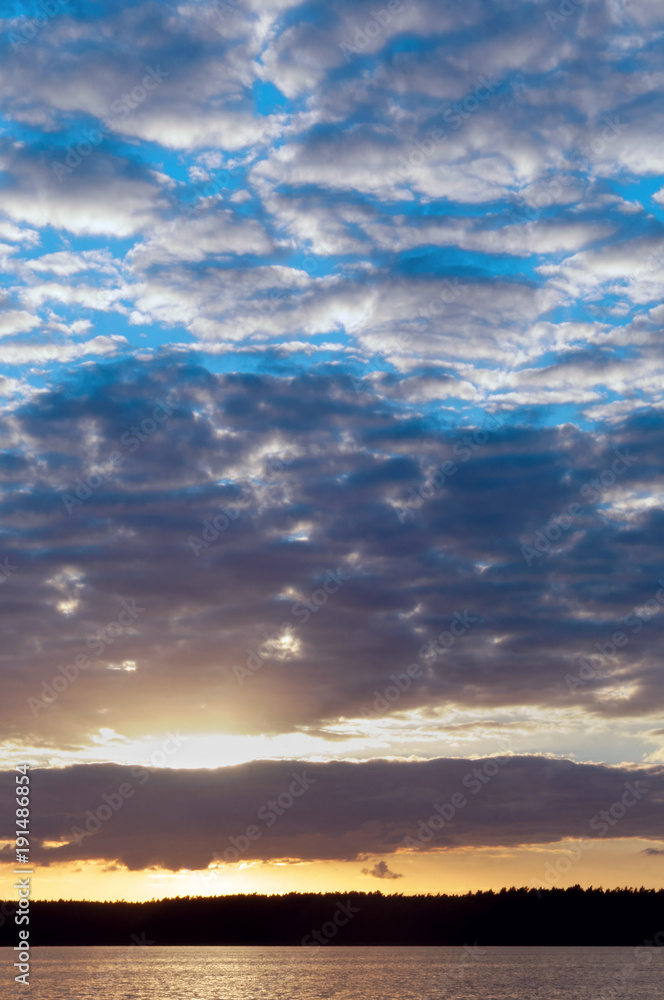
<box><xmin>2</xmin><ymin>945</ymin><xmax>663</xmax><ymax>999</ymax></box>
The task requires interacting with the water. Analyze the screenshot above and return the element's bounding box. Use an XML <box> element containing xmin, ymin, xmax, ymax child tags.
<box><xmin>1</xmin><ymin>945</ymin><xmax>662</xmax><ymax>998</ymax></box>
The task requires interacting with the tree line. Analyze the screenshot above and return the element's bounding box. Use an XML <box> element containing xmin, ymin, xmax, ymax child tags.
<box><xmin>1</xmin><ymin>886</ymin><xmax>663</xmax><ymax>946</ymax></box>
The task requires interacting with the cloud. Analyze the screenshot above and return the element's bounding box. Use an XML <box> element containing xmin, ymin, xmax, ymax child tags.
<box><xmin>0</xmin><ymin>141</ymin><xmax>165</xmax><ymax>237</ymax></box>
<box><xmin>0</xmin><ymin>756</ymin><xmax>660</xmax><ymax>871</ymax></box>
<box><xmin>25</xmin><ymin>251</ymin><xmax>120</xmax><ymax>277</ymax></box>
<box><xmin>0</xmin><ymin>359</ymin><xmax>664</xmax><ymax>751</ymax></box>
<box><xmin>128</xmin><ymin>207</ymin><xmax>275</xmax><ymax>269</ymax></box>
<box><xmin>0</xmin><ymin>1</ymin><xmax>285</xmax><ymax>151</ymax></box>
<box><xmin>0</xmin><ymin>0</ymin><xmax>661</xmax><ymax>408</ymax></box>
<box><xmin>0</xmin><ymin>334</ymin><xmax>127</xmax><ymax>366</ymax></box>
<box><xmin>361</xmin><ymin>859</ymin><xmax>404</xmax><ymax>879</ymax></box>
<box><xmin>0</xmin><ymin>308</ymin><xmax>41</xmax><ymax>338</ymax></box>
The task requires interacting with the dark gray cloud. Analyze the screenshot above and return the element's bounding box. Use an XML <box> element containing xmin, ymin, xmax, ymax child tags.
<box><xmin>2</xmin><ymin>358</ymin><xmax>664</xmax><ymax>746</ymax></box>
<box><xmin>0</xmin><ymin>756</ymin><xmax>661</xmax><ymax>870</ymax></box>
<box><xmin>362</xmin><ymin>859</ymin><xmax>403</xmax><ymax>879</ymax></box>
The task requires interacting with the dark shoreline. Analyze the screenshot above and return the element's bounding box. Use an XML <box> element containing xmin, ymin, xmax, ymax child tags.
<box><xmin>2</xmin><ymin>887</ymin><xmax>663</xmax><ymax>947</ymax></box>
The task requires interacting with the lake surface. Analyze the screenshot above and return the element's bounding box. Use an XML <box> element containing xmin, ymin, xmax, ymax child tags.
<box><xmin>2</xmin><ymin>945</ymin><xmax>662</xmax><ymax>998</ymax></box>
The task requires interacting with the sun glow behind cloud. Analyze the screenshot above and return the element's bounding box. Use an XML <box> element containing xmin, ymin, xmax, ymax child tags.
<box><xmin>5</xmin><ymin>838</ymin><xmax>664</xmax><ymax>902</ymax></box>
<box><xmin>2</xmin><ymin>703</ymin><xmax>661</xmax><ymax>773</ymax></box>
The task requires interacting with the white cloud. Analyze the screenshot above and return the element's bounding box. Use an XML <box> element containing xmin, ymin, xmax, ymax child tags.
<box><xmin>0</xmin><ymin>309</ymin><xmax>41</xmax><ymax>338</ymax></box>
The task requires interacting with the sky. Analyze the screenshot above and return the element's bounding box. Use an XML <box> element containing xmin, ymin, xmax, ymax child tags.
<box><xmin>1</xmin><ymin>0</ymin><xmax>664</xmax><ymax>902</ymax></box>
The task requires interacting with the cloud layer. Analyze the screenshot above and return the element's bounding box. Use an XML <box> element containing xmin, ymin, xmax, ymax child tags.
<box><xmin>0</xmin><ymin>0</ymin><xmax>663</xmax><ymax>424</ymax></box>
<box><xmin>1</xmin><ymin>756</ymin><xmax>661</xmax><ymax>870</ymax></box>
<box><xmin>1</xmin><ymin>360</ymin><xmax>664</xmax><ymax>752</ymax></box>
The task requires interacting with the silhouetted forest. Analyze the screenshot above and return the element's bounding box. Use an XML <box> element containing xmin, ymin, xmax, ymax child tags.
<box><xmin>1</xmin><ymin>887</ymin><xmax>663</xmax><ymax>946</ymax></box>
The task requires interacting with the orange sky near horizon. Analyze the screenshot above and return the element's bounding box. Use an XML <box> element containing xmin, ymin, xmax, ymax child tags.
<box><xmin>4</xmin><ymin>837</ymin><xmax>664</xmax><ymax>903</ymax></box>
